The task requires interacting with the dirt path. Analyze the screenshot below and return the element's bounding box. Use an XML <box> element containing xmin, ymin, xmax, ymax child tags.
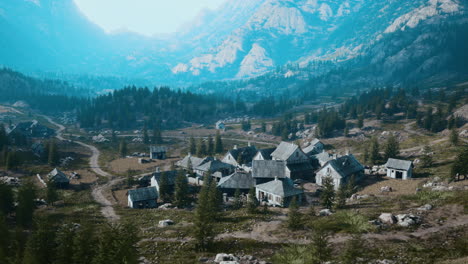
<box><xmin>43</xmin><ymin>115</ymin><xmax>120</xmax><ymax>222</ymax></box>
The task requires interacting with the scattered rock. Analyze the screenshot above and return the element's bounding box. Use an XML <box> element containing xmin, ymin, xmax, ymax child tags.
<box><xmin>215</xmin><ymin>253</ymin><xmax>238</xmax><ymax>263</ymax></box>
<box><xmin>380</xmin><ymin>186</ymin><xmax>393</xmax><ymax>193</ymax></box>
<box><xmin>158</xmin><ymin>220</ymin><xmax>174</xmax><ymax>227</ymax></box>
<box><xmin>379</xmin><ymin>213</ymin><xmax>396</xmax><ymax>224</ymax></box>
<box><xmin>92</xmin><ymin>134</ymin><xmax>109</xmax><ymax>143</ymax></box>
<box><xmin>319</xmin><ymin>209</ymin><xmax>333</xmax><ymax>216</ymax></box>
<box><xmin>158</xmin><ymin>203</ymin><xmax>173</xmax><ymax>209</ymax></box>
<box><xmin>417</xmin><ymin>204</ymin><xmax>433</xmax><ymax>211</ymax></box>
<box><xmin>396</xmin><ymin>214</ymin><xmax>421</xmax><ymax>227</ymax></box>
<box><xmin>432</xmin><ymin>186</ymin><xmax>449</xmax><ymax>192</ymax></box>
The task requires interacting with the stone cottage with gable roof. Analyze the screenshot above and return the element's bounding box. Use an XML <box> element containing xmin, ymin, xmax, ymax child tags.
<box><xmin>217</xmin><ymin>171</ymin><xmax>255</xmax><ymax>195</ymax></box>
<box><xmin>316</xmin><ymin>154</ymin><xmax>364</xmax><ymax>190</ymax></box>
<box><xmin>222</xmin><ymin>144</ymin><xmax>258</xmax><ymax>167</ymax></box>
<box><xmin>127</xmin><ymin>186</ymin><xmax>158</xmax><ymax>209</ymax></box>
<box><xmin>270</xmin><ymin>142</ymin><xmax>314</xmax><ymax>180</ymax></box>
<box><xmin>256</xmin><ymin>177</ymin><xmax>303</xmax><ymax>207</ymax></box>
<box><xmin>385</xmin><ymin>158</ymin><xmax>414</xmax><ymax>180</ymax></box>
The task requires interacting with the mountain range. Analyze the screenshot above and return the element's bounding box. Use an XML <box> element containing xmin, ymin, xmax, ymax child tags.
<box><xmin>0</xmin><ymin>0</ymin><xmax>467</xmax><ymax>92</ymax></box>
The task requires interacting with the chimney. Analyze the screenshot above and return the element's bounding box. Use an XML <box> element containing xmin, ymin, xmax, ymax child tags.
<box><xmin>188</xmin><ymin>152</ymin><xmax>191</xmax><ymax>157</ymax></box>
<box><xmin>234</xmin><ymin>145</ymin><xmax>238</xmax><ymax>150</ymax></box>
<box><xmin>155</xmin><ymin>167</ymin><xmax>160</xmax><ymax>173</ymax></box>
<box><xmin>274</xmin><ymin>176</ymin><xmax>279</xmax><ymax>181</ymax></box>
<box><xmin>248</xmin><ymin>141</ymin><xmax>251</xmax><ymax>147</ymax></box>
<box><xmin>345</xmin><ymin>149</ymin><xmax>350</xmax><ymax>155</ymax></box>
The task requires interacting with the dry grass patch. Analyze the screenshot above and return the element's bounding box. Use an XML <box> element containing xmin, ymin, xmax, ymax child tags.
<box><xmin>358</xmin><ymin>177</ymin><xmax>426</xmax><ymax>196</ymax></box>
<box><xmin>108</xmin><ymin>157</ymin><xmax>179</xmax><ymax>174</ymax></box>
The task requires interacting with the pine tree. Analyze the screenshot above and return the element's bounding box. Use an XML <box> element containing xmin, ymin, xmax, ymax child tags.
<box><xmin>16</xmin><ymin>182</ymin><xmax>36</xmax><ymax>228</ymax></box>
<box><xmin>119</xmin><ymin>139</ymin><xmax>128</xmax><ymax>158</ymax></box>
<box><xmin>0</xmin><ymin>182</ymin><xmax>14</xmax><ymax>215</ymax></box>
<box><xmin>261</xmin><ymin>122</ymin><xmax>267</xmax><ymax>133</ymax></box>
<box><xmin>339</xmin><ymin>235</ymin><xmax>369</xmax><ymax>264</ymax></box>
<box><xmin>384</xmin><ymin>134</ymin><xmax>400</xmax><ymax>160</ymax></box>
<box><xmin>215</xmin><ymin>131</ymin><xmax>224</xmax><ymax>154</ymax></box>
<box><xmin>369</xmin><ymin>137</ymin><xmax>380</xmax><ymax>165</ymax></box>
<box><xmin>158</xmin><ymin>172</ymin><xmax>171</xmax><ymax>202</ymax></box>
<box><xmin>0</xmin><ymin>214</ymin><xmax>9</xmax><ymax>263</ymax></box>
<box><xmin>193</xmin><ymin>176</ymin><xmax>216</xmax><ymax>251</ymax></box>
<box><xmin>174</xmin><ymin>171</ymin><xmax>189</xmax><ymax>208</ymax></box>
<box><xmin>357</xmin><ymin>115</ymin><xmax>364</xmax><ymax>129</ymax></box>
<box><xmin>46</xmin><ymin>179</ymin><xmax>59</xmax><ymax>206</ymax></box>
<box><xmin>362</xmin><ymin>145</ymin><xmax>369</xmax><ymax>164</ymax></box>
<box><xmin>143</xmin><ymin>124</ymin><xmax>149</xmax><ymax>144</ymax></box>
<box><xmin>451</xmin><ymin>147</ymin><xmax>468</xmax><ymax>180</ymax></box>
<box><xmin>207</xmin><ymin>136</ymin><xmax>214</xmax><ymax>155</ymax></box>
<box><xmin>47</xmin><ymin>140</ymin><xmax>59</xmax><ymax>166</ymax></box>
<box><xmin>189</xmin><ymin>136</ymin><xmax>196</xmax><ymax>155</ymax></box>
<box><xmin>335</xmin><ymin>184</ymin><xmax>347</xmax><ymax>209</ymax></box>
<box><xmin>247</xmin><ymin>187</ymin><xmax>258</xmax><ymax>214</ymax></box>
<box><xmin>55</xmin><ymin>224</ymin><xmax>77</xmax><ymax>264</ymax></box>
<box><xmin>309</xmin><ymin>229</ymin><xmax>332</xmax><ymax>264</ymax></box>
<box><xmin>73</xmin><ymin>223</ymin><xmax>98</xmax><ymax>264</ymax></box>
<box><xmin>208</xmin><ymin>179</ymin><xmax>222</xmax><ymax>220</ymax></box>
<box><xmin>320</xmin><ymin>177</ymin><xmax>335</xmax><ymax>210</ymax></box>
<box><xmin>420</xmin><ymin>146</ymin><xmax>434</xmax><ymax>168</ymax></box>
<box><xmin>196</xmin><ymin>138</ymin><xmax>206</xmax><ymax>157</ymax></box>
<box><xmin>22</xmin><ymin>218</ymin><xmax>57</xmax><ymax>264</ymax></box>
<box><xmin>450</xmin><ymin>128</ymin><xmax>459</xmax><ymax>146</ymax></box>
<box><xmin>233</xmin><ymin>188</ymin><xmax>242</xmax><ymax>209</ymax></box>
<box><xmin>287</xmin><ymin>197</ymin><xmax>302</xmax><ymax>230</ymax></box>
<box><xmin>152</xmin><ymin>126</ymin><xmax>163</xmax><ymax>144</ymax></box>
<box><xmin>346</xmin><ymin>175</ymin><xmax>356</xmax><ymax>197</ymax></box>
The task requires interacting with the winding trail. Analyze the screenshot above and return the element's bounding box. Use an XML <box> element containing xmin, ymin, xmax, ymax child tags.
<box><xmin>43</xmin><ymin>115</ymin><xmax>120</xmax><ymax>222</ymax></box>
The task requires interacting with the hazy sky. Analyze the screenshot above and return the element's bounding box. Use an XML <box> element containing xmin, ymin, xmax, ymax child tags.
<box><xmin>73</xmin><ymin>0</ymin><xmax>225</xmax><ymax>36</ymax></box>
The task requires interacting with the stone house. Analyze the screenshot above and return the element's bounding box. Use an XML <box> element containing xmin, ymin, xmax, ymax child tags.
<box><xmin>150</xmin><ymin>146</ymin><xmax>167</xmax><ymax>160</ymax></box>
<box><xmin>252</xmin><ymin>160</ymin><xmax>287</xmax><ymax>184</ymax></box>
<box><xmin>150</xmin><ymin>170</ymin><xmax>178</xmax><ymax>194</ymax></box>
<box><xmin>270</xmin><ymin>142</ymin><xmax>313</xmax><ymax>180</ymax></box>
<box><xmin>47</xmin><ymin>168</ymin><xmax>69</xmax><ymax>188</ymax></box>
<box><xmin>194</xmin><ymin>159</ymin><xmax>234</xmax><ymax>178</ymax></box>
<box><xmin>256</xmin><ymin>178</ymin><xmax>303</xmax><ymax>207</ymax></box>
<box><xmin>216</xmin><ymin>121</ymin><xmax>226</xmax><ymax>130</ymax></box>
<box><xmin>253</xmin><ymin>148</ymin><xmax>276</xmax><ymax>161</ymax></box>
<box><xmin>222</xmin><ymin>144</ymin><xmax>258</xmax><ymax>167</ymax></box>
<box><xmin>303</xmin><ymin>139</ymin><xmax>325</xmax><ymax>157</ymax></box>
<box><xmin>316</xmin><ymin>154</ymin><xmax>364</xmax><ymax>190</ymax></box>
<box><xmin>127</xmin><ymin>187</ymin><xmax>158</xmax><ymax>209</ymax></box>
<box><xmin>217</xmin><ymin>171</ymin><xmax>255</xmax><ymax>196</ymax></box>
<box><xmin>176</xmin><ymin>154</ymin><xmax>213</xmax><ymax>171</ymax></box>
<box><xmin>385</xmin><ymin>158</ymin><xmax>413</xmax><ymax>180</ymax></box>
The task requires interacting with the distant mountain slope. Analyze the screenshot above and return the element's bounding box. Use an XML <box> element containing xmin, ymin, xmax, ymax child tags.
<box><xmin>0</xmin><ymin>0</ymin><xmax>466</xmax><ymax>90</ymax></box>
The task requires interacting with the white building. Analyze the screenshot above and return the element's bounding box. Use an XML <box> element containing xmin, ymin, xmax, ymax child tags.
<box><xmin>385</xmin><ymin>158</ymin><xmax>413</xmax><ymax>180</ymax></box>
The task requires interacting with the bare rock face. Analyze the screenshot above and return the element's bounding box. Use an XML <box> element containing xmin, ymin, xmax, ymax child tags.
<box><xmin>417</xmin><ymin>204</ymin><xmax>433</xmax><ymax>211</ymax></box>
<box><xmin>379</xmin><ymin>213</ymin><xmax>396</xmax><ymax>224</ymax></box>
<box><xmin>380</xmin><ymin>186</ymin><xmax>393</xmax><ymax>193</ymax></box>
<box><xmin>215</xmin><ymin>254</ymin><xmax>239</xmax><ymax>263</ymax></box>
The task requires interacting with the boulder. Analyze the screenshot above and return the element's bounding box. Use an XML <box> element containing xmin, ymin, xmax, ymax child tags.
<box><xmin>379</xmin><ymin>213</ymin><xmax>396</xmax><ymax>224</ymax></box>
<box><xmin>380</xmin><ymin>186</ymin><xmax>393</xmax><ymax>193</ymax></box>
<box><xmin>158</xmin><ymin>220</ymin><xmax>174</xmax><ymax>227</ymax></box>
<box><xmin>396</xmin><ymin>214</ymin><xmax>420</xmax><ymax>227</ymax></box>
<box><xmin>215</xmin><ymin>253</ymin><xmax>238</xmax><ymax>263</ymax></box>
<box><xmin>158</xmin><ymin>203</ymin><xmax>173</xmax><ymax>209</ymax></box>
<box><xmin>432</xmin><ymin>186</ymin><xmax>449</xmax><ymax>192</ymax></box>
<box><xmin>417</xmin><ymin>204</ymin><xmax>433</xmax><ymax>211</ymax></box>
<box><xmin>319</xmin><ymin>209</ymin><xmax>333</xmax><ymax>216</ymax></box>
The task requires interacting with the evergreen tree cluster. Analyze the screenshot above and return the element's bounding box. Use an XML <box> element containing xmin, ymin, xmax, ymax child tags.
<box><xmin>78</xmin><ymin>86</ymin><xmax>239</xmax><ymax>129</ymax></box>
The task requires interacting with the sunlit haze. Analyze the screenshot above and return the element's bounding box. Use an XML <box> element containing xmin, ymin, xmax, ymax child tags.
<box><xmin>73</xmin><ymin>0</ymin><xmax>225</xmax><ymax>36</ymax></box>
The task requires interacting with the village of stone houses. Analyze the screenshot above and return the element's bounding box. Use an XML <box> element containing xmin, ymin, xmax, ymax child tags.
<box><xmin>0</xmin><ymin>86</ymin><xmax>467</xmax><ymax>264</ymax></box>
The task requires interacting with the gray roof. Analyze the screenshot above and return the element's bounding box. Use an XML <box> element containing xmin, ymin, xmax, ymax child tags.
<box><xmin>217</xmin><ymin>171</ymin><xmax>255</xmax><ymax>190</ymax></box>
<box><xmin>128</xmin><ymin>187</ymin><xmax>158</xmax><ymax>202</ymax></box>
<box><xmin>195</xmin><ymin>159</ymin><xmax>234</xmax><ymax>173</ymax></box>
<box><xmin>47</xmin><ymin>168</ymin><xmax>69</xmax><ymax>183</ymax></box>
<box><xmin>325</xmin><ymin>154</ymin><xmax>364</xmax><ymax>178</ymax></box>
<box><xmin>256</xmin><ymin>178</ymin><xmax>303</xmax><ymax>197</ymax></box>
<box><xmin>287</xmin><ymin>162</ymin><xmax>314</xmax><ymax>172</ymax></box>
<box><xmin>226</xmin><ymin>145</ymin><xmax>258</xmax><ymax>163</ymax></box>
<box><xmin>177</xmin><ymin>155</ymin><xmax>213</xmax><ymax>169</ymax></box>
<box><xmin>271</xmin><ymin>142</ymin><xmax>300</xmax><ymax>161</ymax></box>
<box><xmin>152</xmin><ymin>171</ymin><xmax>178</xmax><ymax>186</ymax></box>
<box><xmin>150</xmin><ymin>146</ymin><xmax>167</xmax><ymax>153</ymax></box>
<box><xmin>252</xmin><ymin>160</ymin><xmax>286</xmax><ymax>179</ymax></box>
<box><xmin>314</xmin><ymin>151</ymin><xmax>333</xmax><ymax>164</ymax></box>
<box><xmin>256</xmin><ymin>148</ymin><xmax>276</xmax><ymax>160</ymax></box>
<box><xmin>303</xmin><ymin>139</ymin><xmax>323</xmax><ymax>154</ymax></box>
<box><xmin>385</xmin><ymin>158</ymin><xmax>413</xmax><ymax>171</ymax></box>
